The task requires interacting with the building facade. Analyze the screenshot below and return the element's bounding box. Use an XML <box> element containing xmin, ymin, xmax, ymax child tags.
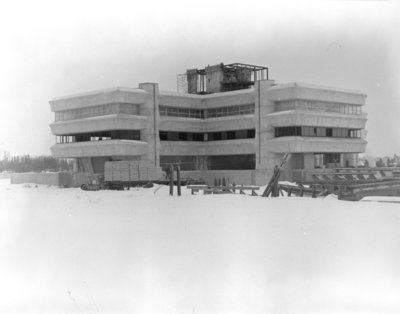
<box><xmin>49</xmin><ymin>63</ymin><xmax>368</xmax><ymax>185</ymax></box>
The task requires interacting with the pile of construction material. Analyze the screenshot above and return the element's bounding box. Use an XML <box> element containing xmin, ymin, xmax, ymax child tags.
<box><xmin>104</xmin><ymin>161</ymin><xmax>163</xmax><ymax>182</ymax></box>
<box><xmin>291</xmin><ymin>167</ymin><xmax>400</xmax><ymax>201</ymax></box>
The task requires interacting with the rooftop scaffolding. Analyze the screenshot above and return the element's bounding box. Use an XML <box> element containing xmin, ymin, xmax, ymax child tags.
<box><xmin>177</xmin><ymin>62</ymin><xmax>270</xmax><ymax>94</ymax></box>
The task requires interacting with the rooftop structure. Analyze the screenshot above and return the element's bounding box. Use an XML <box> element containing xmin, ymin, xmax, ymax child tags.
<box><xmin>49</xmin><ymin>62</ymin><xmax>368</xmax><ymax>185</ymax></box>
<box><xmin>177</xmin><ymin>62</ymin><xmax>269</xmax><ymax>94</ymax></box>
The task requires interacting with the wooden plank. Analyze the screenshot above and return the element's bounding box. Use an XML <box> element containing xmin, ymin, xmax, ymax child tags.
<box><xmin>262</xmin><ymin>153</ymin><xmax>292</xmax><ymax>197</ymax></box>
<box><xmin>187</xmin><ymin>185</ymin><xmax>259</xmax><ymax>190</ymax></box>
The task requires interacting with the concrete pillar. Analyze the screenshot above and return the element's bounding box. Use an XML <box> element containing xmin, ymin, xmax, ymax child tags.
<box><xmin>72</xmin><ymin>158</ymin><xmax>78</xmax><ymax>172</ymax></box>
<box><xmin>138</xmin><ymin>83</ymin><xmax>160</xmax><ymax>166</ymax></box>
<box><xmin>255</xmin><ymin>79</ymin><xmax>276</xmax><ymax>171</ymax></box>
<box><xmin>304</xmin><ymin>153</ymin><xmax>315</xmax><ymax>170</ymax></box>
<box><xmin>340</xmin><ymin>154</ymin><xmax>345</xmax><ymax>167</ymax></box>
<box><xmin>343</xmin><ymin>153</ymin><xmax>358</xmax><ymax>167</ymax></box>
<box><xmin>196</xmin><ymin>156</ymin><xmax>208</xmax><ymax>170</ymax></box>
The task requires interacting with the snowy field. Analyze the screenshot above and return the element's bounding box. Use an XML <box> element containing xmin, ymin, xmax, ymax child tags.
<box><xmin>1</xmin><ymin>178</ymin><xmax>400</xmax><ymax>314</ymax></box>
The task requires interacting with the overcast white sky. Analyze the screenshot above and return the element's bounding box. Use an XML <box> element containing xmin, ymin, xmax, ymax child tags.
<box><xmin>0</xmin><ymin>0</ymin><xmax>399</xmax><ymax>157</ymax></box>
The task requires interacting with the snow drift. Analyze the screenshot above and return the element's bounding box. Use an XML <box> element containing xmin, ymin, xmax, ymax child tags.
<box><xmin>0</xmin><ymin>179</ymin><xmax>400</xmax><ymax>314</ymax></box>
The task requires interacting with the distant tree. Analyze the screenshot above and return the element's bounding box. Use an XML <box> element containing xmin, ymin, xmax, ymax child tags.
<box><xmin>375</xmin><ymin>158</ymin><xmax>385</xmax><ymax>167</ymax></box>
<box><xmin>0</xmin><ymin>153</ymin><xmax>73</xmax><ymax>173</ymax></box>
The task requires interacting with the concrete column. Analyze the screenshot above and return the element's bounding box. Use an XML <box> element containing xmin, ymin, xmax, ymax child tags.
<box><xmin>304</xmin><ymin>153</ymin><xmax>315</xmax><ymax>170</ymax></box>
<box><xmin>255</xmin><ymin>80</ymin><xmax>276</xmax><ymax>171</ymax></box>
<box><xmin>138</xmin><ymin>83</ymin><xmax>160</xmax><ymax>166</ymax></box>
<box><xmin>72</xmin><ymin>158</ymin><xmax>78</xmax><ymax>172</ymax></box>
<box><xmin>343</xmin><ymin>153</ymin><xmax>357</xmax><ymax>167</ymax></box>
<box><xmin>196</xmin><ymin>156</ymin><xmax>208</xmax><ymax>170</ymax></box>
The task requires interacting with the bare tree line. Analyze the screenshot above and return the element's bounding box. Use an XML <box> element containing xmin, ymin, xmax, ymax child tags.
<box><xmin>0</xmin><ymin>151</ymin><xmax>73</xmax><ymax>173</ymax></box>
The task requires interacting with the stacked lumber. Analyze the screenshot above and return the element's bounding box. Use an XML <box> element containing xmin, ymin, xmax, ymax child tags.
<box><xmin>120</xmin><ymin>161</ymin><xmax>130</xmax><ymax>182</ymax></box>
<box><xmin>104</xmin><ymin>161</ymin><xmax>163</xmax><ymax>182</ymax></box>
<box><xmin>104</xmin><ymin>162</ymin><xmax>113</xmax><ymax>182</ymax></box>
<box><xmin>138</xmin><ymin>162</ymin><xmax>148</xmax><ymax>181</ymax></box>
<box><xmin>129</xmin><ymin>162</ymin><xmax>140</xmax><ymax>181</ymax></box>
<box><xmin>147</xmin><ymin>166</ymin><xmax>163</xmax><ymax>181</ymax></box>
<box><xmin>112</xmin><ymin>162</ymin><xmax>122</xmax><ymax>181</ymax></box>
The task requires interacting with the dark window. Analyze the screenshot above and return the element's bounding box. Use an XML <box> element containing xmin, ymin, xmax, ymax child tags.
<box><xmin>159</xmin><ymin>104</ymin><xmax>255</xmax><ymax>119</ymax></box>
<box><xmin>211</xmin><ymin>132</ymin><xmax>221</xmax><ymax>141</ymax></box>
<box><xmin>227</xmin><ymin>131</ymin><xmax>236</xmax><ymax>140</ymax></box>
<box><xmin>276</xmin><ymin>126</ymin><xmax>361</xmax><ymax>139</ymax></box>
<box><xmin>57</xmin><ymin>130</ymin><xmax>139</xmax><ymax>143</ymax></box>
<box><xmin>168</xmin><ymin>132</ymin><xmax>179</xmax><ymax>141</ymax></box>
<box><xmin>275</xmin><ymin>127</ymin><xmax>299</xmax><ymax>137</ymax></box>
<box><xmin>208</xmin><ymin>154</ymin><xmax>255</xmax><ymax>170</ymax></box>
<box><xmin>160</xmin><ymin>131</ymin><xmax>168</xmax><ymax>141</ymax></box>
<box><xmin>248</xmin><ymin>129</ymin><xmax>255</xmax><ymax>138</ymax></box>
<box><xmin>192</xmin><ymin>133</ymin><xmax>204</xmax><ymax>141</ymax></box>
<box><xmin>221</xmin><ymin>132</ymin><xmax>227</xmax><ymax>140</ymax></box>
<box><xmin>159</xmin><ymin>155</ymin><xmax>197</xmax><ymax>171</ymax></box>
<box><xmin>178</xmin><ymin>132</ymin><xmax>187</xmax><ymax>141</ymax></box>
<box><xmin>160</xmin><ymin>129</ymin><xmax>256</xmax><ymax>142</ymax></box>
<box><xmin>235</xmin><ymin>130</ymin><xmax>248</xmax><ymax>139</ymax></box>
<box><xmin>326</xmin><ymin>153</ymin><xmax>341</xmax><ymax>164</ymax></box>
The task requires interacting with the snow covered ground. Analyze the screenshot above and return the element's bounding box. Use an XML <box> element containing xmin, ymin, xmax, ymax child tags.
<box><xmin>1</xmin><ymin>178</ymin><xmax>400</xmax><ymax>314</ymax></box>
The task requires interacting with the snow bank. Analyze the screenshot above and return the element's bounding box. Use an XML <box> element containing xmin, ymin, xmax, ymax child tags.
<box><xmin>361</xmin><ymin>196</ymin><xmax>400</xmax><ymax>203</ymax></box>
<box><xmin>1</xmin><ymin>179</ymin><xmax>400</xmax><ymax>314</ymax></box>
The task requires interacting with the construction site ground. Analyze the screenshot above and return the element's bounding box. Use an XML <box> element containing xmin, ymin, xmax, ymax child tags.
<box><xmin>1</xmin><ymin>178</ymin><xmax>400</xmax><ymax>314</ymax></box>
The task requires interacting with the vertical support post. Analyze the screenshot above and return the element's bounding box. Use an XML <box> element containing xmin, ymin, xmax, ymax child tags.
<box><xmin>312</xmin><ymin>185</ymin><xmax>316</xmax><ymax>198</ymax></box>
<box><xmin>169</xmin><ymin>164</ymin><xmax>174</xmax><ymax>196</ymax></box>
<box><xmin>338</xmin><ymin>185</ymin><xmax>343</xmax><ymax>199</ymax></box>
<box><xmin>176</xmin><ymin>165</ymin><xmax>181</xmax><ymax>196</ymax></box>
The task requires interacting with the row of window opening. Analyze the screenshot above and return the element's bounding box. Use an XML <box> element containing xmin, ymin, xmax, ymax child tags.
<box><xmin>274</xmin><ymin>126</ymin><xmax>362</xmax><ymax>138</ymax></box>
<box><xmin>159</xmin><ymin>103</ymin><xmax>254</xmax><ymax>119</ymax></box>
<box><xmin>160</xmin><ymin>154</ymin><xmax>255</xmax><ymax>171</ymax></box>
<box><xmin>55</xmin><ymin>103</ymin><xmax>141</xmax><ymax>121</ymax></box>
<box><xmin>56</xmin><ymin>130</ymin><xmax>141</xmax><ymax>143</ymax></box>
<box><xmin>159</xmin><ymin>129</ymin><xmax>256</xmax><ymax>142</ymax></box>
<box><xmin>274</xmin><ymin>100</ymin><xmax>362</xmax><ymax>115</ymax></box>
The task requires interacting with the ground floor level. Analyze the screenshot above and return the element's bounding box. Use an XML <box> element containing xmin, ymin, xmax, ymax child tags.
<box><xmin>70</xmin><ymin>152</ymin><xmax>359</xmax><ymax>185</ymax></box>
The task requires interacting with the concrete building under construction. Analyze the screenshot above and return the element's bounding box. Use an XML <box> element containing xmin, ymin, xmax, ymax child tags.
<box><xmin>49</xmin><ymin>62</ymin><xmax>368</xmax><ymax>185</ymax></box>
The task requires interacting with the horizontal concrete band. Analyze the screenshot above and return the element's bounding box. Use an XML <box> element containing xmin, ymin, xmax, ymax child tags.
<box><xmin>51</xmin><ymin>140</ymin><xmax>148</xmax><ymax>158</ymax></box>
<box><xmin>159</xmin><ymin>89</ymin><xmax>255</xmax><ymax>108</ymax></box>
<box><xmin>158</xmin><ymin>115</ymin><xmax>255</xmax><ymax>132</ymax></box>
<box><xmin>266</xmin><ymin>110</ymin><xmax>367</xmax><ymax>129</ymax></box>
<box><xmin>50</xmin><ymin>114</ymin><xmax>149</xmax><ymax>135</ymax></box>
<box><xmin>267</xmin><ymin>83</ymin><xmax>366</xmax><ymax>105</ymax></box>
<box><xmin>50</xmin><ymin>88</ymin><xmax>150</xmax><ymax>111</ymax></box>
<box><xmin>267</xmin><ymin>137</ymin><xmax>367</xmax><ymax>153</ymax></box>
<box><xmin>159</xmin><ymin>139</ymin><xmax>256</xmax><ymax>156</ymax></box>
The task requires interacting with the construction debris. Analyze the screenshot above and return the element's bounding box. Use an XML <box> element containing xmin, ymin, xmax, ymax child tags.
<box><xmin>262</xmin><ymin>153</ymin><xmax>291</xmax><ymax>197</ymax></box>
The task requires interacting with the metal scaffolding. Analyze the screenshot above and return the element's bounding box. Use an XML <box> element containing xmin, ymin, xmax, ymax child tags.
<box><xmin>177</xmin><ymin>62</ymin><xmax>270</xmax><ymax>94</ymax></box>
